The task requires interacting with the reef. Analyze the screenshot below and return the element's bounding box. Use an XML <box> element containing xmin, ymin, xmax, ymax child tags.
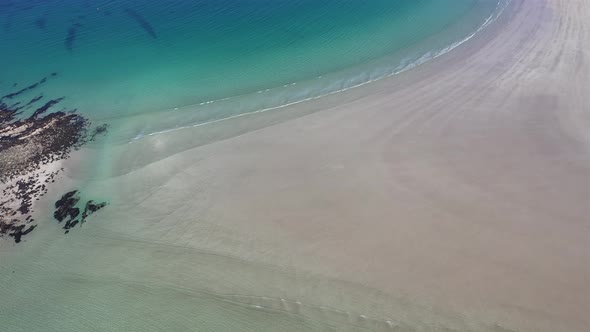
<box><xmin>0</xmin><ymin>75</ymin><xmax>108</xmax><ymax>244</ymax></box>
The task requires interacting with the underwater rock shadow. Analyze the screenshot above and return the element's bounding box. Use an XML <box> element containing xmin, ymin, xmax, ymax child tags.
<box><xmin>124</xmin><ymin>8</ymin><xmax>158</xmax><ymax>39</ymax></box>
<box><xmin>64</xmin><ymin>23</ymin><xmax>83</xmax><ymax>52</ymax></box>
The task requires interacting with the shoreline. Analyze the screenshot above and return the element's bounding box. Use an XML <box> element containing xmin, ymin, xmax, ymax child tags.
<box><xmin>99</xmin><ymin>0</ymin><xmax>519</xmax><ymax>178</ymax></box>
<box><xmin>95</xmin><ymin>0</ymin><xmax>511</xmax><ymax>145</ymax></box>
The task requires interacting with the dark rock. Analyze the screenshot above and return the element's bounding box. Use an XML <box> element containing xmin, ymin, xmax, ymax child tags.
<box><xmin>55</xmin><ymin>190</ymin><xmax>78</xmax><ymax>208</ymax></box>
<box><xmin>69</xmin><ymin>207</ymin><xmax>80</xmax><ymax>220</ymax></box>
<box><xmin>54</xmin><ymin>191</ymin><xmax>81</xmax><ymax>223</ymax></box>
<box><xmin>8</xmin><ymin>224</ymin><xmax>36</xmax><ymax>243</ymax></box>
<box><xmin>82</xmin><ymin>200</ymin><xmax>107</xmax><ymax>222</ymax></box>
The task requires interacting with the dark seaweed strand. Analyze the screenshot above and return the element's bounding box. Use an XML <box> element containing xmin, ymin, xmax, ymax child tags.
<box><xmin>30</xmin><ymin>97</ymin><xmax>64</xmax><ymax>118</ymax></box>
<box><xmin>0</xmin><ymin>76</ymin><xmax>49</xmax><ymax>101</ymax></box>
<box><xmin>24</xmin><ymin>95</ymin><xmax>44</xmax><ymax>107</ymax></box>
<box><xmin>124</xmin><ymin>8</ymin><xmax>158</xmax><ymax>39</ymax></box>
<box><xmin>64</xmin><ymin>26</ymin><xmax>77</xmax><ymax>51</ymax></box>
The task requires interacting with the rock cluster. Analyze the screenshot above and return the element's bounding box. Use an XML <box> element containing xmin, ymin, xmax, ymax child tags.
<box><xmin>54</xmin><ymin>190</ymin><xmax>107</xmax><ymax>234</ymax></box>
<box><xmin>0</xmin><ymin>75</ymin><xmax>107</xmax><ymax>243</ymax></box>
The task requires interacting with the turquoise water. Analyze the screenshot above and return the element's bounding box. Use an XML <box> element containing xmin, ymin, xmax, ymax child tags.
<box><xmin>2</xmin><ymin>0</ymin><xmax>503</xmax><ymax>142</ymax></box>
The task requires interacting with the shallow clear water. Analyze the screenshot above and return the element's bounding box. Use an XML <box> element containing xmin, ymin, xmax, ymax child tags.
<box><xmin>2</xmin><ymin>0</ymin><xmax>501</xmax><ymax>137</ymax></box>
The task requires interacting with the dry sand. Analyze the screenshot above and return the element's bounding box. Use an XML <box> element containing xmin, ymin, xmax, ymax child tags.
<box><xmin>1</xmin><ymin>0</ymin><xmax>588</xmax><ymax>331</ymax></box>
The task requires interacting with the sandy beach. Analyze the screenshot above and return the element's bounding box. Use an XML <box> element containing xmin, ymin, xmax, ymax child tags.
<box><xmin>1</xmin><ymin>0</ymin><xmax>588</xmax><ymax>331</ymax></box>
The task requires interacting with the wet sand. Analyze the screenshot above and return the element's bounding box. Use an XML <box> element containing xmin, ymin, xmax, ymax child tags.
<box><xmin>1</xmin><ymin>0</ymin><xmax>588</xmax><ymax>331</ymax></box>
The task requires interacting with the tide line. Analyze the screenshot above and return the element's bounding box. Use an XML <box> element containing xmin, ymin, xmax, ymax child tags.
<box><xmin>133</xmin><ymin>0</ymin><xmax>512</xmax><ymax>142</ymax></box>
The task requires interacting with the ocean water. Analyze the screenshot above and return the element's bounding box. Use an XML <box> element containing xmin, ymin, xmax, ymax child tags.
<box><xmin>2</xmin><ymin>0</ymin><xmax>504</xmax><ymax>140</ymax></box>
<box><xmin>1</xmin><ymin>1</ymin><xmax>511</xmax><ymax>331</ymax></box>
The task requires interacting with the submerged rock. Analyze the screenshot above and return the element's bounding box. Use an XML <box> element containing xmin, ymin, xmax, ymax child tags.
<box><xmin>53</xmin><ymin>191</ymin><xmax>80</xmax><ymax>223</ymax></box>
<box><xmin>7</xmin><ymin>224</ymin><xmax>37</xmax><ymax>243</ymax></box>
<box><xmin>54</xmin><ymin>191</ymin><xmax>107</xmax><ymax>234</ymax></box>
<box><xmin>82</xmin><ymin>200</ymin><xmax>107</xmax><ymax>220</ymax></box>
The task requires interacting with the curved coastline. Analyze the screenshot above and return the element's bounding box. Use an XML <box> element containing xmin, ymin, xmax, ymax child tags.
<box><xmin>109</xmin><ymin>0</ymin><xmax>513</xmax><ymax>144</ymax></box>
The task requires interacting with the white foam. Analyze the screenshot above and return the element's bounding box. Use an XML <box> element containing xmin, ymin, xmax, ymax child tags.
<box><xmin>133</xmin><ymin>0</ymin><xmax>512</xmax><ymax>141</ymax></box>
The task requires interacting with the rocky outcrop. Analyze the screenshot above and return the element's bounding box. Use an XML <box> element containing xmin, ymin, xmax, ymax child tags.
<box><xmin>54</xmin><ymin>191</ymin><xmax>108</xmax><ymax>234</ymax></box>
<box><xmin>0</xmin><ymin>75</ymin><xmax>108</xmax><ymax>244</ymax></box>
